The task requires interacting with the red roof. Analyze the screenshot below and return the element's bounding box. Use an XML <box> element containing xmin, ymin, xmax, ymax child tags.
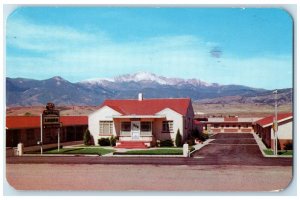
<box><xmin>6</xmin><ymin>116</ymin><xmax>88</xmax><ymax>129</ymax></box>
<box><xmin>224</xmin><ymin>117</ymin><xmax>238</xmax><ymax>122</ymax></box>
<box><xmin>256</xmin><ymin>113</ymin><xmax>293</xmax><ymax>127</ymax></box>
<box><xmin>100</xmin><ymin>98</ymin><xmax>191</xmax><ymax>116</ymax></box>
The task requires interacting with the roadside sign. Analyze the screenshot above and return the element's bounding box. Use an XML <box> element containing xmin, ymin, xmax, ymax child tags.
<box><xmin>42</xmin><ymin>102</ymin><xmax>60</xmax><ymax>129</ymax></box>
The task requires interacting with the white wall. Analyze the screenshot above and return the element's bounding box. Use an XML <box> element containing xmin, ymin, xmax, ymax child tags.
<box><xmin>155</xmin><ymin>108</ymin><xmax>183</xmax><ymax>141</ymax></box>
<box><xmin>271</xmin><ymin>121</ymin><xmax>293</xmax><ymax>140</ymax></box>
<box><xmin>88</xmin><ymin>106</ymin><xmax>121</xmax><ymax>145</ymax></box>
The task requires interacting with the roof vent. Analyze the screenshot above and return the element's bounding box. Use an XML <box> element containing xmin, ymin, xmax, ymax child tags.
<box><xmin>138</xmin><ymin>93</ymin><xmax>143</xmax><ymax>101</ymax></box>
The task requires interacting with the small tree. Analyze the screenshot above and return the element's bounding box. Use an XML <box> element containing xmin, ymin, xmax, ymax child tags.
<box><xmin>175</xmin><ymin>129</ymin><xmax>183</xmax><ymax>147</ymax></box>
<box><xmin>83</xmin><ymin>129</ymin><xmax>91</xmax><ymax>146</ymax></box>
<box><xmin>110</xmin><ymin>136</ymin><xmax>116</xmax><ymax>147</ymax></box>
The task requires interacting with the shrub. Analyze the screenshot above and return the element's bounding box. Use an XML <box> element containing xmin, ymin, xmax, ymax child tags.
<box><xmin>98</xmin><ymin>138</ymin><xmax>111</xmax><ymax>146</ymax></box>
<box><xmin>186</xmin><ymin>137</ymin><xmax>195</xmax><ymax>146</ymax></box>
<box><xmin>189</xmin><ymin>147</ymin><xmax>195</xmax><ymax>152</ymax></box>
<box><xmin>191</xmin><ymin>128</ymin><xmax>200</xmax><ymax>138</ymax></box>
<box><xmin>284</xmin><ymin>142</ymin><xmax>293</xmax><ymax>150</ymax></box>
<box><xmin>110</xmin><ymin>136</ymin><xmax>117</xmax><ymax>147</ymax></box>
<box><xmin>175</xmin><ymin>129</ymin><xmax>183</xmax><ymax>147</ymax></box>
<box><xmin>199</xmin><ymin>132</ymin><xmax>209</xmax><ymax>141</ymax></box>
<box><xmin>83</xmin><ymin>129</ymin><xmax>91</xmax><ymax>146</ymax></box>
<box><xmin>160</xmin><ymin>139</ymin><xmax>174</xmax><ymax>147</ymax></box>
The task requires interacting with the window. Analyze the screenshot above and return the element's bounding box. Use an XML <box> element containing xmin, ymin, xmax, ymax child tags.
<box><xmin>121</xmin><ymin>122</ymin><xmax>131</xmax><ymax>131</ymax></box>
<box><xmin>26</xmin><ymin>129</ymin><xmax>35</xmax><ymax>141</ymax></box>
<box><xmin>99</xmin><ymin>121</ymin><xmax>113</xmax><ymax>135</ymax></box>
<box><xmin>141</xmin><ymin>122</ymin><xmax>151</xmax><ymax>132</ymax></box>
<box><xmin>243</xmin><ymin>124</ymin><xmax>249</xmax><ymax>128</ymax></box>
<box><xmin>214</xmin><ymin>124</ymin><xmax>219</xmax><ymax>128</ymax></box>
<box><xmin>225</xmin><ymin>124</ymin><xmax>229</xmax><ymax>128</ymax></box>
<box><xmin>162</xmin><ymin>121</ymin><xmax>173</xmax><ymax>132</ymax></box>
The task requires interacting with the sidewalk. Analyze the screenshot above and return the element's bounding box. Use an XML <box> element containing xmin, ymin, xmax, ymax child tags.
<box><xmin>251</xmin><ymin>133</ymin><xmax>292</xmax><ymax>158</ymax></box>
<box><xmin>190</xmin><ymin>139</ymin><xmax>214</xmax><ymax>155</ymax></box>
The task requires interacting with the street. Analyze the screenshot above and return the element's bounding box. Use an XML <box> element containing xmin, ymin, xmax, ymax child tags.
<box><xmin>6</xmin><ymin>164</ymin><xmax>292</xmax><ymax>191</ymax></box>
<box><xmin>5</xmin><ymin>133</ymin><xmax>293</xmax><ymax>191</ymax></box>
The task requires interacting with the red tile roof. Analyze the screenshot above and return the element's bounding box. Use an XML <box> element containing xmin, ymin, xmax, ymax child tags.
<box><xmin>6</xmin><ymin>116</ymin><xmax>88</xmax><ymax>129</ymax></box>
<box><xmin>256</xmin><ymin>113</ymin><xmax>293</xmax><ymax>127</ymax></box>
<box><xmin>100</xmin><ymin>98</ymin><xmax>191</xmax><ymax>116</ymax></box>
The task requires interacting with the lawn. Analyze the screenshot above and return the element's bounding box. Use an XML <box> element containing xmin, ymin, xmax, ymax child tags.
<box><xmin>263</xmin><ymin>149</ymin><xmax>293</xmax><ymax>156</ymax></box>
<box><xmin>113</xmin><ymin>148</ymin><xmax>183</xmax><ymax>155</ymax></box>
<box><xmin>44</xmin><ymin>147</ymin><xmax>114</xmax><ymax>156</ymax></box>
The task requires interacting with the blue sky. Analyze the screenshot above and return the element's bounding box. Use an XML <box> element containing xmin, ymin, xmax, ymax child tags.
<box><xmin>6</xmin><ymin>7</ymin><xmax>293</xmax><ymax>89</ymax></box>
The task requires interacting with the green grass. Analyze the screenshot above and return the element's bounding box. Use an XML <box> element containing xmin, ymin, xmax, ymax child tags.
<box><xmin>114</xmin><ymin>148</ymin><xmax>183</xmax><ymax>155</ymax></box>
<box><xmin>278</xmin><ymin>150</ymin><xmax>293</xmax><ymax>155</ymax></box>
<box><xmin>263</xmin><ymin>149</ymin><xmax>293</xmax><ymax>156</ymax></box>
<box><xmin>44</xmin><ymin>147</ymin><xmax>114</xmax><ymax>155</ymax></box>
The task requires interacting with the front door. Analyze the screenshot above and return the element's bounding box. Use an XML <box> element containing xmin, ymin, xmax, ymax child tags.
<box><xmin>131</xmin><ymin>121</ymin><xmax>140</xmax><ymax>140</ymax></box>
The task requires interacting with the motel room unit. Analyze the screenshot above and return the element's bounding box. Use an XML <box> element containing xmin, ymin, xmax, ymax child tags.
<box><xmin>196</xmin><ymin>116</ymin><xmax>261</xmax><ymax>134</ymax></box>
<box><xmin>6</xmin><ymin>116</ymin><xmax>88</xmax><ymax>147</ymax></box>
<box><xmin>255</xmin><ymin>113</ymin><xmax>293</xmax><ymax>150</ymax></box>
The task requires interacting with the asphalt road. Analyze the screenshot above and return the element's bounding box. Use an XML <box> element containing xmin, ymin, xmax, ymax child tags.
<box><xmin>6</xmin><ymin>133</ymin><xmax>292</xmax><ymax>166</ymax></box>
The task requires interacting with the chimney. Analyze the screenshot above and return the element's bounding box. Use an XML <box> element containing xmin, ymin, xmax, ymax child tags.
<box><xmin>138</xmin><ymin>93</ymin><xmax>143</xmax><ymax>101</ymax></box>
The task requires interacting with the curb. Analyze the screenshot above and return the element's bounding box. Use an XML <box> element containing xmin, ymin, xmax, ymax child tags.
<box><xmin>251</xmin><ymin>133</ymin><xmax>292</xmax><ymax>158</ymax></box>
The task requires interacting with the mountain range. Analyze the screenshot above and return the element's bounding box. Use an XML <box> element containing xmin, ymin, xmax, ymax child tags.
<box><xmin>6</xmin><ymin>72</ymin><xmax>292</xmax><ymax>106</ymax></box>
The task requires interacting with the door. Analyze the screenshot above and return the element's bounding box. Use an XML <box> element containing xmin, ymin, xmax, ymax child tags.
<box><xmin>131</xmin><ymin>121</ymin><xmax>140</xmax><ymax>140</ymax></box>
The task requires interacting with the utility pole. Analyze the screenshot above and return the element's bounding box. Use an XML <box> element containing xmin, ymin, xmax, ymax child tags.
<box><xmin>273</xmin><ymin>90</ymin><xmax>278</xmax><ymax>156</ymax></box>
<box><xmin>58</xmin><ymin>127</ymin><xmax>60</xmax><ymax>152</ymax></box>
<box><xmin>40</xmin><ymin>113</ymin><xmax>43</xmax><ymax>155</ymax></box>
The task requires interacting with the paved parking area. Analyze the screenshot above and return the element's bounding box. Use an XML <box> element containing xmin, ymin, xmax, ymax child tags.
<box><xmin>191</xmin><ymin>133</ymin><xmax>292</xmax><ymax>166</ymax></box>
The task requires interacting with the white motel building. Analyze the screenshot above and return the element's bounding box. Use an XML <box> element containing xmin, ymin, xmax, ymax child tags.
<box><xmin>88</xmin><ymin>94</ymin><xmax>194</xmax><ymax>148</ymax></box>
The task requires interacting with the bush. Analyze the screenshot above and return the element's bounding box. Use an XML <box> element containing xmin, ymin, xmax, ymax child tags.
<box><xmin>284</xmin><ymin>142</ymin><xmax>293</xmax><ymax>150</ymax></box>
<box><xmin>186</xmin><ymin>137</ymin><xmax>195</xmax><ymax>146</ymax></box>
<box><xmin>83</xmin><ymin>129</ymin><xmax>91</xmax><ymax>146</ymax></box>
<box><xmin>191</xmin><ymin>128</ymin><xmax>200</xmax><ymax>138</ymax></box>
<box><xmin>98</xmin><ymin>138</ymin><xmax>111</xmax><ymax>146</ymax></box>
<box><xmin>160</xmin><ymin>139</ymin><xmax>174</xmax><ymax>147</ymax></box>
<box><xmin>199</xmin><ymin>132</ymin><xmax>209</xmax><ymax>141</ymax></box>
<box><xmin>110</xmin><ymin>136</ymin><xmax>117</xmax><ymax>147</ymax></box>
<box><xmin>175</xmin><ymin>129</ymin><xmax>183</xmax><ymax>147</ymax></box>
<box><xmin>189</xmin><ymin>147</ymin><xmax>195</xmax><ymax>152</ymax></box>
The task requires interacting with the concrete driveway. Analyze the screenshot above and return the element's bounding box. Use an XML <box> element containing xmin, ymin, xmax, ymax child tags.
<box><xmin>191</xmin><ymin>133</ymin><xmax>292</xmax><ymax>166</ymax></box>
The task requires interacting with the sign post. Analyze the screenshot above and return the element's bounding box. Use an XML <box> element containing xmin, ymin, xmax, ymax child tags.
<box><xmin>58</xmin><ymin>122</ymin><xmax>63</xmax><ymax>152</ymax></box>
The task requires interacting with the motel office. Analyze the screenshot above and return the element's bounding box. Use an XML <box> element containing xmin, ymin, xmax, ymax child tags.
<box><xmin>88</xmin><ymin>94</ymin><xmax>195</xmax><ymax>147</ymax></box>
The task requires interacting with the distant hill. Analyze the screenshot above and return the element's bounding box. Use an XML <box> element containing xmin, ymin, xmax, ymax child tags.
<box><xmin>6</xmin><ymin>72</ymin><xmax>292</xmax><ymax>106</ymax></box>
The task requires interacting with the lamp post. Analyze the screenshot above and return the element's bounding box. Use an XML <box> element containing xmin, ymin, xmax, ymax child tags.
<box><xmin>273</xmin><ymin>90</ymin><xmax>278</xmax><ymax>156</ymax></box>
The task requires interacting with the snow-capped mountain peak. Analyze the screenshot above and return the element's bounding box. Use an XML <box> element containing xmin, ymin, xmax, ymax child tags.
<box><xmin>80</xmin><ymin>71</ymin><xmax>214</xmax><ymax>87</ymax></box>
<box><xmin>115</xmin><ymin>72</ymin><xmax>168</xmax><ymax>84</ymax></box>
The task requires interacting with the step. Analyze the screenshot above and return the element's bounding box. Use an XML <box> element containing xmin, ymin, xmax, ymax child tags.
<box><xmin>116</xmin><ymin>141</ymin><xmax>148</xmax><ymax>149</ymax></box>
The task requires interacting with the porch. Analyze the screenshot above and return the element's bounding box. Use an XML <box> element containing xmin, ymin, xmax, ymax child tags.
<box><xmin>111</xmin><ymin>115</ymin><xmax>172</xmax><ymax>147</ymax></box>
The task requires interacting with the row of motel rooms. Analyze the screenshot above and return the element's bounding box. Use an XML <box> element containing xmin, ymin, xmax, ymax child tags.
<box><xmin>6</xmin><ymin>94</ymin><xmax>293</xmax><ymax>151</ymax></box>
